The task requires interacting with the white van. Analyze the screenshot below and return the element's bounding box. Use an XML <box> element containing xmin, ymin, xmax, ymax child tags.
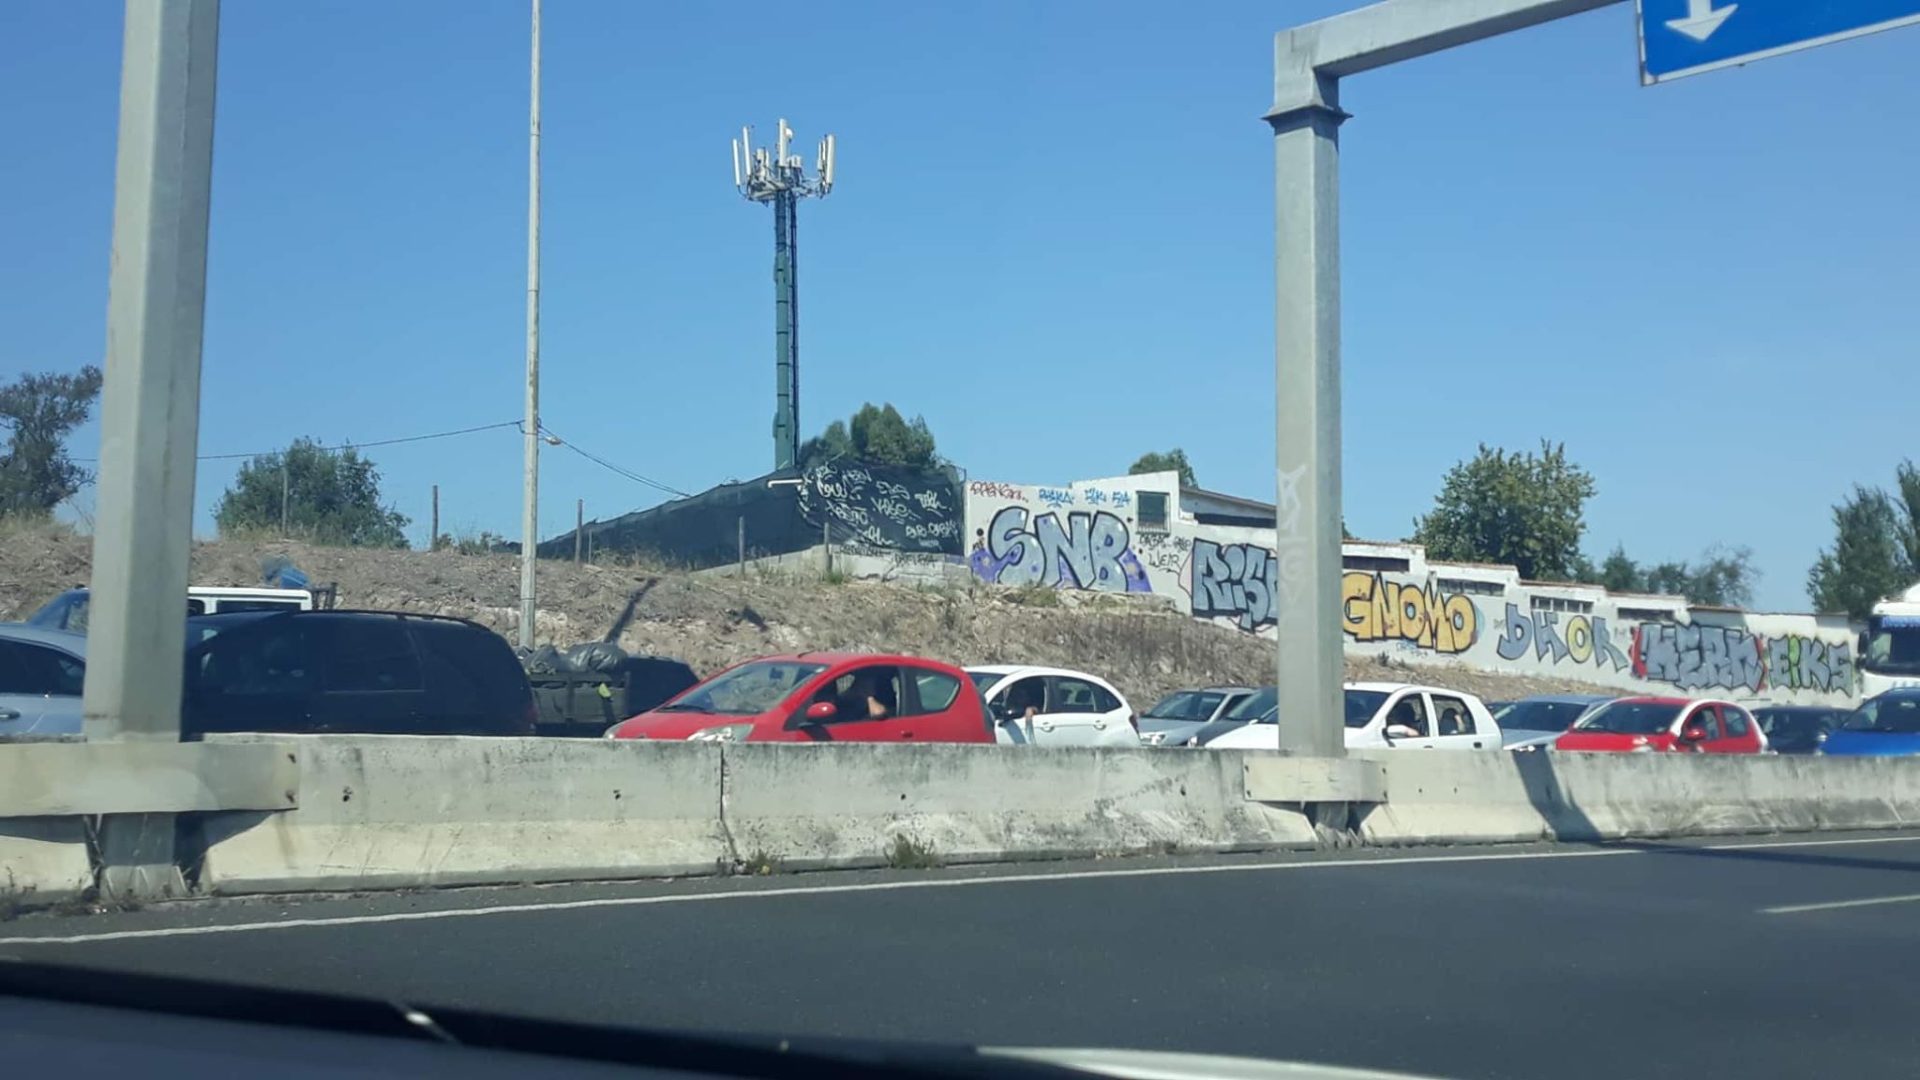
<box><xmin>27</xmin><ymin>585</ymin><xmax>316</xmax><ymax>632</ymax></box>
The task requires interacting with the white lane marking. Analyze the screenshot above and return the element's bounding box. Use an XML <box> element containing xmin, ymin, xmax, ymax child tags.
<box><xmin>1763</xmin><ymin>892</ymin><xmax>1920</xmax><ymax>915</ymax></box>
<box><xmin>3</xmin><ymin>834</ymin><xmax>1917</xmax><ymax>948</ymax></box>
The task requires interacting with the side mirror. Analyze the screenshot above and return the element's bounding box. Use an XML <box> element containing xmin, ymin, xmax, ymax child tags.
<box><xmin>1680</xmin><ymin>722</ymin><xmax>1708</xmax><ymax>743</ymax></box>
<box><xmin>804</xmin><ymin>701</ymin><xmax>837</xmax><ymax>724</ymax></box>
<box><xmin>1384</xmin><ymin>723</ymin><xmax>1419</xmax><ymax>741</ymax></box>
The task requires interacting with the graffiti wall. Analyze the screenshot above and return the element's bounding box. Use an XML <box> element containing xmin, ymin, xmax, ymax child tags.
<box><xmin>965</xmin><ymin>472</ymin><xmax>1861</xmax><ymax>705</ymax></box>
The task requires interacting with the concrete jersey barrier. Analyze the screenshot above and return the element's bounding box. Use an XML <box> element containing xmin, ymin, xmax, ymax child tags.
<box><xmin>1358</xmin><ymin>749</ymin><xmax>1920</xmax><ymax>845</ymax></box>
<box><xmin>0</xmin><ymin>819</ymin><xmax>93</xmax><ymax>905</ymax></box>
<box><xmin>720</xmin><ymin>743</ymin><xmax>1320</xmax><ymax>869</ymax></box>
<box><xmin>200</xmin><ymin>735</ymin><xmax>729</xmax><ymax>894</ymax></box>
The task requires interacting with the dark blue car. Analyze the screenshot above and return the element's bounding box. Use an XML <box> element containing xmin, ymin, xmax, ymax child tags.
<box><xmin>1819</xmin><ymin>689</ymin><xmax>1920</xmax><ymax>757</ymax></box>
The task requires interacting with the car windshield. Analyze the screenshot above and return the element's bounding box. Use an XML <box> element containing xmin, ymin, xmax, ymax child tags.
<box><xmin>1862</xmin><ymin>617</ymin><xmax>1920</xmax><ymax>676</ymax></box>
<box><xmin>1841</xmin><ymin>695</ymin><xmax>1920</xmax><ymax>734</ymax></box>
<box><xmin>657</xmin><ymin>661</ymin><xmax>828</xmax><ymax>716</ymax></box>
<box><xmin>1145</xmin><ymin>690</ymin><xmax>1227</xmax><ymax>721</ymax></box>
<box><xmin>1223</xmin><ymin>687</ymin><xmax>1277</xmax><ymax>721</ymax></box>
<box><xmin>965</xmin><ymin>670</ymin><xmax>1004</xmax><ymax>692</ymax></box>
<box><xmin>1757</xmin><ymin>709</ymin><xmax>1834</xmax><ymax>738</ymax></box>
<box><xmin>1575</xmin><ymin>701</ymin><xmax>1683</xmax><ymax>735</ymax></box>
<box><xmin>1344</xmin><ymin>690</ymin><xmax>1389</xmax><ymax>728</ymax></box>
<box><xmin>1494</xmin><ymin>699</ymin><xmax>1596</xmax><ymax>733</ymax></box>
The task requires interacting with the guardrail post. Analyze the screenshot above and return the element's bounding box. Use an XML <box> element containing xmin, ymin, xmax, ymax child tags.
<box><xmin>82</xmin><ymin>0</ymin><xmax>221</xmax><ymax>901</ymax></box>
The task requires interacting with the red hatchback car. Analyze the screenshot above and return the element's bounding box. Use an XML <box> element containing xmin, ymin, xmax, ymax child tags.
<box><xmin>606</xmin><ymin>652</ymin><xmax>993</xmax><ymax>744</ymax></box>
<box><xmin>1553</xmin><ymin>696</ymin><xmax>1767</xmax><ymax>754</ymax></box>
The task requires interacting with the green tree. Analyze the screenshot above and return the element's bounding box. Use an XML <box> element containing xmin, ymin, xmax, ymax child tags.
<box><xmin>801</xmin><ymin>404</ymin><xmax>939</xmax><ymax>468</ymax></box>
<box><xmin>1808</xmin><ymin>485</ymin><xmax>1912</xmax><ymax>618</ymax></box>
<box><xmin>215</xmin><ymin>439</ymin><xmax>409</xmax><ymax>547</ymax></box>
<box><xmin>1129</xmin><ymin>449</ymin><xmax>1197</xmax><ymax>489</ymax></box>
<box><xmin>0</xmin><ymin>365</ymin><xmax>104</xmax><ymax>518</ymax></box>
<box><xmin>1412</xmin><ymin>441</ymin><xmax>1595</xmax><ymax>581</ymax></box>
<box><xmin>1583</xmin><ymin>543</ymin><xmax>1756</xmax><ymax>606</ymax></box>
<box><xmin>1896</xmin><ymin>459</ymin><xmax>1920</xmax><ymax>574</ymax></box>
<box><xmin>1598</xmin><ymin>545</ymin><xmax>1644</xmax><ymax>593</ymax></box>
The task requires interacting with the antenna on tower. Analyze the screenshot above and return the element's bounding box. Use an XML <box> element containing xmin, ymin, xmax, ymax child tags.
<box><xmin>731</xmin><ymin>118</ymin><xmax>837</xmax><ymax>473</ymax></box>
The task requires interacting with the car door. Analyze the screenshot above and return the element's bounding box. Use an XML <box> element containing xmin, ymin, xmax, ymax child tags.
<box><xmin>305</xmin><ymin>618</ymin><xmax>428</xmax><ymax>734</ymax></box>
<box><xmin>791</xmin><ymin>664</ymin><xmax>917</xmax><ymax>742</ymax></box>
<box><xmin>986</xmin><ymin>674</ymin><xmax>1051</xmax><ymax>744</ymax></box>
<box><xmin>1376</xmin><ymin>690</ymin><xmax>1439</xmax><ymax>749</ymax></box>
<box><xmin>1673</xmin><ymin>702</ymin><xmax>1723</xmax><ymax>753</ymax></box>
<box><xmin>183</xmin><ymin>620</ymin><xmax>319</xmax><ymax>736</ymax></box>
<box><xmin>0</xmin><ymin>640</ymin><xmax>85</xmax><ymax>735</ymax></box>
<box><xmin>1710</xmin><ymin>703</ymin><xmax>1762</xmax><ymax>754</ymax></box>
<box><xmin>1425</xmin><ymin>692</ymin><xmax>1493</xmax><ymax>751</ymax></box>
<box><xmin>900</xmin><ymin>666</ymin><xmax>984</xmax><ymax>743</ymax></box>
<box><xmin>1033</xmin><ymin>675</ymin><xmax>1113</xmax><ymax>746</ymax></box>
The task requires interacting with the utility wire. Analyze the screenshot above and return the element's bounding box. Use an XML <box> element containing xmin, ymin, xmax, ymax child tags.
<box><xmin>77</xmin><ymin>419</ymin><xmax>523</xmax><ymax>463</ymax></box>
<box><xmin>536</xmin><ymin>422</ymin><xmax>691</xmax><ymax>499</ymax></box>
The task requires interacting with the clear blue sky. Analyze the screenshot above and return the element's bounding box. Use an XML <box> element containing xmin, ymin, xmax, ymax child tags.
<box><xmin>4</xmin><ymin>1</ymin><xmax>1916</xmax><ymax>611</ymax></box>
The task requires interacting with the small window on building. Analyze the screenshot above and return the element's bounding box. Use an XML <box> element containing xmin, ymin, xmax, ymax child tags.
<box><xmin>1529</xmin><ymin>596</ymin><xmax>1593</xmax><ymax>615</ymax></box>
<box><xmin>1136</xmin><ymin>491</ymin><xmax>1169</xmax><ymax>531</ymax></box>
<box><xmin>1436</xmin><ymin>578</ymin><xmax>1504</xmax><ymax>597</ymax></box>
<box><xmin>1617</xmin><ymin>607</ymin><xmax>1676</xmax><ymax>623</ymax></box>
<box><xmin>1343</xmin><ymin>555</ymin><xmax>1412</xmax><ymax>573</ymax></box>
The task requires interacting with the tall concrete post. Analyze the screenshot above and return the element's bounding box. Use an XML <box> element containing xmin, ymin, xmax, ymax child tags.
<box><xmin>518</xmin><ymin>0</ymin><xmax>542</xmax><ymax>650</ymax></box>
<box><xmin>1267</xmin><ymin>68</ymin><xmax>1347</xmax><ymax>758</ymax></box>
<box><xmin>83</xmin><ymin>0</ymin><xmax>222</xmax><ymax>900</ymax></box>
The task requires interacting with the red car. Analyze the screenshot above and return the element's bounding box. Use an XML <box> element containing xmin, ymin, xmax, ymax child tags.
<box><xmin>605</xmin><ymin>652</ymin><xmax>993</xmax><ymax>744</ymax></box>
<box><xmin>1552</xmin><ymin>696</ymin><xmax>1767</xmax><ymax>755</ymax></box>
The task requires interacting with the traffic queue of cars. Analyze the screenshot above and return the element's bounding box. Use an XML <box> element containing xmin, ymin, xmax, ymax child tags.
<box><xmin>7</xmin><ymin>599</ymin><xmax>1917</xmax><ymax>756</ymax></box>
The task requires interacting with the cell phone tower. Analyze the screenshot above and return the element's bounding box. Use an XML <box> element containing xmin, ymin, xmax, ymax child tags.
<box><xmin>733</xmin><ymin>119</ymin><xmax>836</xmax><ymax>472</ymax></box>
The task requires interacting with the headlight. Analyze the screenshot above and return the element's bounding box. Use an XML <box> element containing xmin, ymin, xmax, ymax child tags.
<box><xmin>688</xmin><ymin>723</ymin><xmax>754</xmax><ymax>743</ymax></box>
<box><xmin>604</xmin><ymin>725</ymin><xmax>636</xmax><ymax>740</ymax></box>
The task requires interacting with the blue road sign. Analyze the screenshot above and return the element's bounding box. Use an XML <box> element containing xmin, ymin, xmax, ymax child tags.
<box><xmin>1640</xmin><ymin>0</ymin><xmax>1920</xmax><ymax>84</ymax></box>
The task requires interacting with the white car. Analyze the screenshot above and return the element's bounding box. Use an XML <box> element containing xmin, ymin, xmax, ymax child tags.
<box><xmin>964</xmin><ymin>665</ymin><xmax>1137</xmax><ymax>747</ymax></box>
<box><xmin>1204</xmin><ymin>682</ymin><xmax>1502</xmax><ymax>752</ymax></box>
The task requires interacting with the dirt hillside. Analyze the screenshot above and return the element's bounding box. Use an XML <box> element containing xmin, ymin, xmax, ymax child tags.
<box><xmin>0</xmin><ymin>524</ymin><xmax>1617</xmax><ymax>710</ymax></box>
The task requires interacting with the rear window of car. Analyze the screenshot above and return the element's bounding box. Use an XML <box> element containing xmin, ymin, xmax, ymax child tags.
<box><xmin>912</xmin><ymin>669</ymin><xmax>962</xmax><ymax>712</ymax></box>
<box><xmin>1146</xmin><ymin>690</ymin><xmax>1225</xmax><ymax>721</ymax></box>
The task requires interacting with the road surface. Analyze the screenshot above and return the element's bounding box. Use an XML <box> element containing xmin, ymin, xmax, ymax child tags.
<box><xmin>5</xmin><ymin>833</ymin><xmax>1920</xmax><ymax>1078</ymax></box>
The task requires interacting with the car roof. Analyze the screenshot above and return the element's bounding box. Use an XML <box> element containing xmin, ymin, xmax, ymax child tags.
<box><xmin>1607</xmin><ymin>695</ymin><xmax>1693</xmax><ymax>706</ymax></box>
<box><xmin>1514</xmin><ymin>693</ymin><xmax>1614</xmax><ymax>705</ymax></box>
<box><xmin>964</xmin><ymin>664</ymin><xmax>1103</xmax><ymax>681</ymax></box>
<box><xmin>755</xmin><ymin>651</ymin><xmax>950</xmax><ymax>667</ymax></box>
<box><xmin>0</xmin><ymin>622</ymin><xmax>87</xmax><ymax>655</ymax></box>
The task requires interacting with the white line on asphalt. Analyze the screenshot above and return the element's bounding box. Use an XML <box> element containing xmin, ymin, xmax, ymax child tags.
<box><xmin>1762</xmin><ymin>891</ymin><xmax>1920</xmax><ymax>915</ymax></box>
<box><xmin>3</xmin><ymin>834</ymin><xmax>1916</xmax><ymax>948</ymax></box>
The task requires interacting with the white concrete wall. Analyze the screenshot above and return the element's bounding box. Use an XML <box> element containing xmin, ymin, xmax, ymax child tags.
<box><xmin>962</xmin><ymin>473</ymin><xmax>1860</xmax><ymax>706</ymax></box>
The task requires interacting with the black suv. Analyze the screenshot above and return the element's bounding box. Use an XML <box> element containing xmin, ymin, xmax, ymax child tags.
<box><xmin>183</xmin><ymin>610</ymin><xmax>535</xmax><ymax>738</ymax></box>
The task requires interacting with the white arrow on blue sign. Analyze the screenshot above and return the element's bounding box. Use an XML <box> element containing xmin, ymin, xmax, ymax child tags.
<box><xmin>1639</xmin><ymin>0</ymin><xmax>1920</xmax><ymax>84</ymax></box>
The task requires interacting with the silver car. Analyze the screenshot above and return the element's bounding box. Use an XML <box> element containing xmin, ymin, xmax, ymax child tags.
<box><xmin>0</xmin><ymin>623</ymin><xmax>86</xmax><ymax>736</ymax></box>
<box><xmin>1138</xmin><ymin>685</ymin><xmax>1260</xmax><ymax>747</ymax></box>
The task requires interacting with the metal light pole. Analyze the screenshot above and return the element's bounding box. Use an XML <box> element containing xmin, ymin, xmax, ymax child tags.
<box><xmin>519</xmin><ymin>0</ymin><xmax>542</xmax><ymax>649</ymax></box>
<box><xmin>83</xmin><ymin>0</ymin><xmax>221</xmax><ymax>900</ymax></box>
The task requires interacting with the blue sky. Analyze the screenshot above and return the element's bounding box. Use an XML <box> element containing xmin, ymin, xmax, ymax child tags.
<box><xmin>3</xmin><ymin>1</ymin><xmax>1916</xmax><ymax>612</ymax></box>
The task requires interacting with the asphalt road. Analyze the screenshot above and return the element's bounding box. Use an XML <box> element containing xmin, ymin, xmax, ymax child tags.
<box><xmin>6</xmin><ymin>833</ymin><xmax>1920</xmax><ymax>1079</ymax></box>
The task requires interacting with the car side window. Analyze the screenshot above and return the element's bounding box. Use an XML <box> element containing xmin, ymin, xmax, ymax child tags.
<box><xmin>318</xmin><ymin>619</ymin><xmax>423</xmax><ymax>693</ymax></box>
<box><xmin>1686</xmin><ymin>706</ymin><xmax>1723</xmax><ymax>740</ymax></box>
<box><xmin>1722</xmin><ymin>705</ymin><xmax>1752</xmax><ymax>739</ymax></box>
<box><xmin>1385</xmin><ymin>694</ymin><xmax>1427</xmax><ymax>735</ymax></box>
<box><xmin>0</xmin><ymin>642</ymin><xmax>83</xmax><ymax>696</ymax></box>
<box><xmin>905</xmin><ymin>669</ymin><xmax>961</xmax><ymax>715</ymax></box>
<box><xmin>993</xmin><ymin>675</ymin><xmax>1048</xmax><ymax>720</ymax></box>
<box><xmin>812</xmin><ymin>665</ymin><xmax>901</xmax><ymax>722</ymax></box>
<box><xmin>193</xmin><ymin>624</ymin><xmax>316</xmax><ymax>696</ymax></box>
<box><xmin>1092</xmin><ymin>684</ymin><xmax>1122</xmax><ymax>713</ymax></box>
<box><xmin>1428</xmin><ymin>693</ymin><xmax>1476</xmax><ymax>736</ymax></box>
<box><xmin>1049</xmin><ymin>677</ymin><xmax>1103</xmax><ymax>714</ymax></box>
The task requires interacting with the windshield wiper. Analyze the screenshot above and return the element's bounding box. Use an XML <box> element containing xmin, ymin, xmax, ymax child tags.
<box><xmin>653</xmin><ymin>703</ymin><xmax>712</xmax><ymax>713</ymax></box>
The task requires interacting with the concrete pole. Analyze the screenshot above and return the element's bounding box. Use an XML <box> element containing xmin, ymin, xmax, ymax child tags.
<box><xmin>574</xmin><ymin>498</ymin><xmax>583</xmax><ymax>564</ymax></box>
<box><xmin>279</xmin><ymin>456</ymin><xmax>289</xmax><ymax>535</ymax></box>
<box><xmin>83</xmin><ymin>0</ymin><xmax>221</xmax><ymax>900</ymax></box>
<box><xmin>430</xmin><ymin>483</ymin><xmax>439</xmax><ymax>549</ymax></box>
<box><xmin>1268</xmin><ymin>74</ymin><xmax>1347</xmax><ymax>758</ymax></box>
<box><xmin>518</xmin><ymin>0</ymin><xmax>541</xmax><ymax>649</ymax></box>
